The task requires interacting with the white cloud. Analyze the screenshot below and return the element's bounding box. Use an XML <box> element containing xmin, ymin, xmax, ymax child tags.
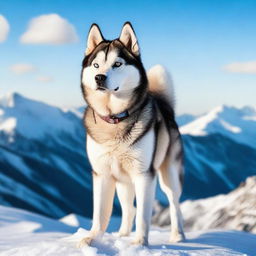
<box><xmin>20</xmin><ymin>14</ymin><xmax>79</xmax><ymax>45</ymax></box>
<box><xmin>37</xmin><ymin>76</ymin><xmax>54</xmax><ymax>83</ymax></box>
<box><xmin>223</xmin><ymin>61</ymin><xmax>256</xmax><ymax>74</ymax></box>
<box><xmin>0</xmin><ymin>15</ymin><xmax>10</xmax><ymax>42</ymax></box>
<box><xmin>10</xmin><ymin>64</ymin><xmax>36</xmax><ymax>75</ymax></box>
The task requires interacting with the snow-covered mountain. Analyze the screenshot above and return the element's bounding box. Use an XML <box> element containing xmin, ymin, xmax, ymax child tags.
<box><xmin>1</xmin><ymin>92</ymin><xmax>256</xmax><ymax>218</ymax></box>
<box><xmin>1</xmin><ymin>204</ymin><xmax>256</xmax><ymax>256</ymax></box>
<box><xmin>180</xmin><ymin>105</ymin><xmax>256</xmax><ymax>149</ymax></box>
<box><xmin>153</xmin><ymin>176</ymin><xmax>256</xmax><ymax>233</ymax></box>
<box><xmin>0</xmin><ymin>93</ymin><xmax>94</xmax><ymax>218</ymax></box>
<box><xmin>176</xmin><ymin>105</ymin><xmax>256</xmax><ymax>200</ymax></box>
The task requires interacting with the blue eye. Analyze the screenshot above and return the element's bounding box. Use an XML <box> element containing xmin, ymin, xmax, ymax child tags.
<box><xmin>113</xmin><ymin>62</ymin><xmax>122</xmax><ymax>68</ymax></box>
<box><xmin>93</xmin><ymin>63</ymin><xmax>99</xmax><ymax>68</ymax></box>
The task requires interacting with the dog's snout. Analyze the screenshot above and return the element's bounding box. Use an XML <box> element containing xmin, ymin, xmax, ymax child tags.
<box><xmin>95</xmin><ymin>74</ymin><xmax>107</xmax><ymax>83</ymax></box>
<box><xmin>95</xmin><ymin>74</ymin><xmax>107</xmax><ymax>90</ymax></box>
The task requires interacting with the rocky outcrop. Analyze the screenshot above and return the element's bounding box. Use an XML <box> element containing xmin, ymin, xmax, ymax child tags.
<box><xmin>153</xmin><ymin>176</ymin><xmax>256</xmax><ymax>233</ymax></box>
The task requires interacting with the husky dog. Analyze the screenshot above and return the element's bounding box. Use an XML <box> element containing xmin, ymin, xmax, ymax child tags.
<box><xmin>78</xmin><ymin>22</ymin><xmax>185</xmax><ymax>247</ymax></box>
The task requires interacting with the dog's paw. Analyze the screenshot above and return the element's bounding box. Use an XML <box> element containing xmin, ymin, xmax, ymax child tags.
<box><xmin>131</xmin><ymin>237</ymin><xmax>148</xmax><ymax>246</ymax></box>
<box><xmin>76</xmin><ymin>236</ymin><xmax>94</xmax><ymax>248</ymax></box>
<box><xmin>169</xmin><ymin>232</ymin><xmax>185</xmax><ymax>243</ymax></box>
<box><xmin>117</xmin><ymin>230</ymin><xmax>130</xmax><ymax>237</ymax></box>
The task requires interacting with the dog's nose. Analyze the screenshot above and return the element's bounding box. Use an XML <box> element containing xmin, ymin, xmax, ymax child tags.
<box><xmin>95</xmin><ymin>74</ymin><xmax>107</xmax><ymax>83</ymax></box>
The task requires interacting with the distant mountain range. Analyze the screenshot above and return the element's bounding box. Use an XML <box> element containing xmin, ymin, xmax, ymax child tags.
<box><xmin>1</xmin><ymin>92</ymin><xmax>256</xmax><ymax>218</ymax></box>
<box><xmin>0</xmin><ymin>93</ymin><xmax>93</xmax><ymax>218</ymax></box>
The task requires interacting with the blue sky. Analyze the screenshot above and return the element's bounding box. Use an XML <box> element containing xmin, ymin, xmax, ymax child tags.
<box><xmin>0</xmin><ymin>0</ymin><xmax>256</xmax><ymax>114</ymax></box>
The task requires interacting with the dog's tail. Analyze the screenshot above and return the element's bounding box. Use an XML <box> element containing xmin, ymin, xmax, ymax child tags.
<box><xmin>147</xmin><ymin>65</ymin><xmax>175</xmax><ymax>108</ymax></box>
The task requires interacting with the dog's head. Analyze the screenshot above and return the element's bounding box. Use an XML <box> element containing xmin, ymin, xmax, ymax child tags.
<box><xmin>81</xmin><ymin>22</ymin><xmax>147</xmax><ymax>115</ymax></box>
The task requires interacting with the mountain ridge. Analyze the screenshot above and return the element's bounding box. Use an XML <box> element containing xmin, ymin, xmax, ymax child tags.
<box><xmin>180</xmin><ymin>104</ymin><xmax>256</xmax><ymax>149</ymax></box>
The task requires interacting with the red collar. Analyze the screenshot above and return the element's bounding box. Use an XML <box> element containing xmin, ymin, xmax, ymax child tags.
<box><xmin>99</xmin><ymin>110</ymin><xmax>129</xmax><ymax>124</ymax></box>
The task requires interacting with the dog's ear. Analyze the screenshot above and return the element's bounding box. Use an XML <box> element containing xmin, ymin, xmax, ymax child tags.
<box><xmin>119</xmin><ymin>22</ymin><xmax>140</xmax><ymax>56</ymax></box>
<box><xmin>85</xmin><ymin>24</ymin><xmax>104</xmax><ymax>55</ymax></box>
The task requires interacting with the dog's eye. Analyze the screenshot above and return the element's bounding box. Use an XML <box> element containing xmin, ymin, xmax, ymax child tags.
<box><xmin>113</xmin><ymin>62</ymin><xmax>122</xmax><ymax>68</ymax></box>
<box><xmin>93</xmin><ymin>63</ymin><xmax>99</xmax><ymax>68</ymax></box>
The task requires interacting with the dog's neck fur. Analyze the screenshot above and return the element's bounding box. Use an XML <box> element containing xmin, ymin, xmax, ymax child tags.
<box><xmin>84</xmin><ymin>93</ymin><xmax>154</xmax><ymax>145</ymax></box>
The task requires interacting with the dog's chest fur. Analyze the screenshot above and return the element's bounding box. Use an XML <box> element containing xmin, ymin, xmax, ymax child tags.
<box><xmin>84</xmin><ymin>100</ymin><xmax>159</xmax><ymax>180</ymax></box>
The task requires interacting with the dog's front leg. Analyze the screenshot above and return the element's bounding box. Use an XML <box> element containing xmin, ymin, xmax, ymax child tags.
<box><xmin>77</xmin><ymin>172</ymin><xmax>115</xmax><ymax>248</ymax></box>
<box><xmin>116</xmin><ymin>181</ymin><xmax>136</xmax><ymax>237</ymax></box>
<box><xmin>132</xmin><ymin>172</ymin><xmax>156</xmax><ymax>246</ymax></box>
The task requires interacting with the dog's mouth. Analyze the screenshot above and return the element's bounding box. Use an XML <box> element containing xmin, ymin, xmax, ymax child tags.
<box><xmin>96</xmin><ymin>86</ymin><xmax>106</xmax><ymax>91</ymax></box>
<box><xmin>96</xmin><ymin>86</ymin><xmax>119</xmax><ymax>92</ymax></box>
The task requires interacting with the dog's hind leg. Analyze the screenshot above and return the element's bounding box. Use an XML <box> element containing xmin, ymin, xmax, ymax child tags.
<box><xmin>116</xmin><ymin>181</ymin><xmax>136</xmax><ymax>237</ymax></box>
<box><xmin>77</xmin><ymin>172</ymin><xmax>115</xmax><ymax>248</ymax></box>
<box><xmin>158</xmin><ymin>133</ymin><xmax>185</xmax><ymax>243</ymax></box>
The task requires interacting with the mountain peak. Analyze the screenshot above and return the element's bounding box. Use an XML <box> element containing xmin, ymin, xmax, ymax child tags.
<box><xmin>0</xmin><ymin>91</ymin><xmax>85</xmax><ymax>142</ymax></box>
<box><xmin>241</xmin><ymin>105</ymin><xmax>256</xmax><ymax>115</ymax></box>
<box><xmin>210</xmin><ymin>104</ymin><xmax>256</xmax><ymax>116</ymax></box>
<box><xmin>180</xmin><ymin>104</ymin><xmax>256</xmax><ymax>148</ymax></box>
<box><xmin>0</xmin><ymin>92</ymin><xmax>24</xmax><ymax>108</ymax></box>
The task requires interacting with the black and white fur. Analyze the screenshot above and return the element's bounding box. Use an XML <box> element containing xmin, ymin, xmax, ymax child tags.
<box><xmin>78</xmin><ymin>22</ymin><xmax>185</xmax><ymax>247</ymax></box>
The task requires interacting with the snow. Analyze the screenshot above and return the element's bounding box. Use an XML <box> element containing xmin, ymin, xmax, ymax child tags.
<box><xmin>0</xmin><ymin>205</ymin><xmax>256</xmax><ymax>256</ymax></box>
<box><xmin>219</xmin><ymin>119</ymin><xmax>241</xmax><ymax>133</ymax></box>
<box><xmin>60</xmin><ymin>213</ymin><xmax>91</xmax><ymax>227</ymax></box>
<box><xmin>243</xmin><ymin>115</ymin><xmax>256</xmax><ymax>121</ymax></box>
<box><xmin>59</xmin><ymin>214</ymin><xmax>123</xmax><ymax>234</ymax></box>
<box><xmin>0</xmin><ymin>92</ymin><xmax>15</xmax><ymax>108</ymax></box>
<box><xmin>0</xmin><ymin>117</ymin><xmax>16</xmax><ymax>133</ymax></box>
<box><xmin>180</xmin><ymin>106</ymin><xmax>223</xmax><ymax>136</ymax></box>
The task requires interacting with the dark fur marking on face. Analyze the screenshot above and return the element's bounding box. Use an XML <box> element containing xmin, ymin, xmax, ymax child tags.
<box><xmin>82</xmin><ymin>41</ymin><xmax>110</xmax><ymax>68</ymax></box>
<box><xmin>104</xmin><ymin>43</ymin><xmax>111</xmax><ymax>61</ymax></box>
<box><xmin>82</xmin><ymin>39</ymin><xmax>141</xmax><ymax>69</ymax></box>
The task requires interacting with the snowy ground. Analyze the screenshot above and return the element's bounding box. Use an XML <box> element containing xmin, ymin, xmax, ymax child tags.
<box><xmin>0</xmin><ymin>205</ymin><xmax>256</xmax><ymax>256</ymax></box>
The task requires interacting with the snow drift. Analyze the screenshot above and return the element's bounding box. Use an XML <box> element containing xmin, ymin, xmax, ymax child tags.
<box><xmin>0</xmin><ymin>204</ymin><xmax>256</xmax><ymax>256</ymax></box>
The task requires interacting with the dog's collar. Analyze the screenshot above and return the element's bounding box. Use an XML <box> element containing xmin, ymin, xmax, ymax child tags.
<box><xmin>92</xmin><ymin>95</ymin><xmax>149</xmax><ymax>125</ymax></box>
<box><xmin>99</xmin><ymin>110</ymin><xmax>129</xmax><ymax>124</ymax></box>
